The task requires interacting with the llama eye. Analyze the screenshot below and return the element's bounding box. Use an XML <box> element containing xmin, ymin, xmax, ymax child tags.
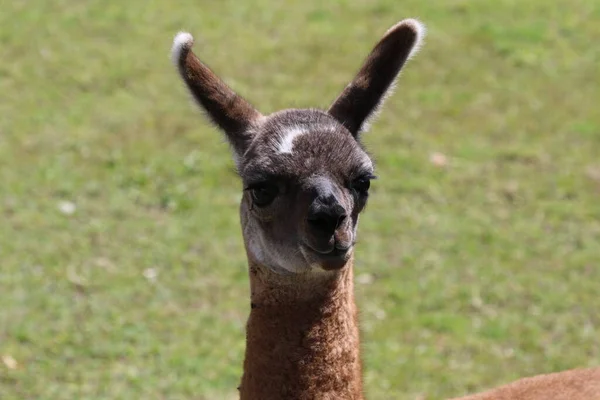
<box><xmin>248</xmin><ymin>183</ymin><xmax>279</xmax><ymax>207</ymax></box>
<box><xmin>351</xmin><ymin>177</ymin><xmax>371</xmax><ymax>194</ymax></box>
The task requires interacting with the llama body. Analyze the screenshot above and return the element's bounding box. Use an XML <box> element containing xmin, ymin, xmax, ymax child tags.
<box><xmin>172</xmin><ymin>18</ymin><xmax>600</xmax><ymax>400</ymax></box>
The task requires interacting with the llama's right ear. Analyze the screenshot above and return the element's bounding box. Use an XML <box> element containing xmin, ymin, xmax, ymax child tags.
<box><xmin>172</xmin><ymin>32</ymin><xmax>263</xmax><ymax>156</ymax></box>
<box><xmin>328</xmin><ymin>19</ymin><xmax>425</xmax><ymax>137</ymax></box>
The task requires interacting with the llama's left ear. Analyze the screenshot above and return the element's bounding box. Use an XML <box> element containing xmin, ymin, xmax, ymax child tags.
<box><xmin>172</xmin><ymin>32</ymin><xmax>263</xmax><ymax>157</ymax></box>
<box><xmin>328</xmin><ymin>19</ymin><xmax>425</xmax><ymax>137</ymax></box>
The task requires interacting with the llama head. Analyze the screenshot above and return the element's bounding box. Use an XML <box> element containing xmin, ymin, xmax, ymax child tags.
<box><xmin>172</xmin><ymin>19</ymin><xmax>424</xmax><ymax>274</ymax></box>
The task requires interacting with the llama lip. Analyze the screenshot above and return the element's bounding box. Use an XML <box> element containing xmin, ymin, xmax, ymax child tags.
<box><xmin>305</xmin><ymin>238</ymin><xmax>353</xmax><ymax>254</ymax></box>
<box><xmin>303</xmin><ymin>243</ymin><xmax>352</xmax><ymax>269</ymax></box>
<box><xmin>328</xmin><ymin>246</ymin><xmax>351</xmax><ymax>257</ymax></box>
<box><xmin>319</xmin><ymin>248</ymin><xmax>351</xmax><ymax>270</ymax></box>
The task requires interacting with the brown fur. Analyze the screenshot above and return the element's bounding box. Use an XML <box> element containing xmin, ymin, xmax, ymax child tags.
<box><xmin>175</xmin><ymin>36</ymin><xmax>262</xmax><ymax>154</ymax></box>
<box><xmin>328</xmin><ymin>19</ymin><xmax>423</xmax><ymax>136</ymax></box>
<box><xmin>453</xmin><ymin>367</ymin><xmax>600</xmax><ymax>399</ymax></box>
<box><xmin>239</xmin><ymin>257</ymin><xmax>363</xmax><ymax>400</ymax></box>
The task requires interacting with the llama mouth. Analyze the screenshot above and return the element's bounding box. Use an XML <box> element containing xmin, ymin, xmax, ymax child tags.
<box><xmin>302</xmin><ymin>243</ymin><xmax>352</xmax><ymax>270</ymax></box>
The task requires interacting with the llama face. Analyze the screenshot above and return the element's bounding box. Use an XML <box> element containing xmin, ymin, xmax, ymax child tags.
<box><xmin>172</xmin><ymin>19</ymin><xmax>424</xmax><ymax>273</ymax></box>
<box><xmin>238</xmin><ymin>109</ymin><xmax>374</xmax><ymax>273</ymax></box>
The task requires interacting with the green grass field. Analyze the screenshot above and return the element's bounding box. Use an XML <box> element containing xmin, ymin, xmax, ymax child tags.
<box><xmin>1</xmin><ymin>1</ymin><xmax>599</xmax><ymax>399</ymax></box>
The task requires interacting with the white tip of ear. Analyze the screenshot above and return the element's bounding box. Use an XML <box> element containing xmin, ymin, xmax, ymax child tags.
<box><xmin>171</xmin><ymin>32</ymin><xmax>194</xmax><ymax>65</ymax></box>
<box><xmin>405</xmin><ymin>19</ymin><xmax>426</xmax><ymax>59</ymax></box>
<box><xmin>387</xmin><ymin>18</ymin><xmax>426</xmax><ymax>59</ymax></box>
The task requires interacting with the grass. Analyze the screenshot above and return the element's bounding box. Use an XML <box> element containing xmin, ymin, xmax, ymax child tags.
<box><xmin>1</xmin><ymin>1</ymin><xmax>599</xmax><ymax>399</ymax></box>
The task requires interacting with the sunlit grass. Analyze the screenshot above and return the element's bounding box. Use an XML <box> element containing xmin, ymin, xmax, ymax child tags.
<box><xmin>1</xmin><ymin>1</ymin><xmax>599</xmax><ymax>399</ymax></box>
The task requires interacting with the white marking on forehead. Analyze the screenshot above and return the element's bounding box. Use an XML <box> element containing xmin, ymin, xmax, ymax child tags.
<box><xmin>276</xmin><ymin>124</ymin><xmax>337</xmax><ymax>154</ymax></box>
<box><xmin>277</xmin><ymin>126</ymin><xmax>310</xmax><ymax>154</ymax></box>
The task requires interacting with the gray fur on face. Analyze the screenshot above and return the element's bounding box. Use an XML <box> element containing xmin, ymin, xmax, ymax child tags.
<box><xmin>239</xmin><ymin>110</ymin><xmax>373</xmax><ymax>273</ymax></box>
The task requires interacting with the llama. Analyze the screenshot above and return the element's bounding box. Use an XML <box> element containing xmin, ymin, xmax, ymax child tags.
<box><xmin>171</xmin><ymin>18</ymin><xmax>600</xmax><ymax>400</ymax></box>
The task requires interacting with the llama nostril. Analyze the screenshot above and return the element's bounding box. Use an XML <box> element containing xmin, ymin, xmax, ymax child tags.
<box><xmin>307</xmin><ymin>211</ymin><xmax>334</xmax><ymax>233</ymax></box>
<box><xmin>307</xmin><ymin>207</ymin><xmax>347</xmax><ymax>234</ymax></box>
<box><xmin>335</xmin><ymin>213</ymin><xmax>347</xmax><ymax>228</ymax></box>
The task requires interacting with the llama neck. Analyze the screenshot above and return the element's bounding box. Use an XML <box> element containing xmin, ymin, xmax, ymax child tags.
<box><xmin>239</xmin><ymin>258</ymin><xmax>364</xmax><ymax>400</ymax></box>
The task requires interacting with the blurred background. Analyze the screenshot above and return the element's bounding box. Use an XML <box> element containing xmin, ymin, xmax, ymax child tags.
<box><xmin>1</xmin><ymin>1</ymin><xmax>599</xmax><ymax>399</ymax></box>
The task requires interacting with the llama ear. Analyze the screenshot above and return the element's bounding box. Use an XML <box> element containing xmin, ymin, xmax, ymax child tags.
<box><xmin>172</xmin><ymin>32</ymin><xmax>263</xmax><ymax>156</ymax></box>
<box><xmin>328</xmin><ymin>19</ymin><xmax>425</xmax><ymax>137</ymax></box>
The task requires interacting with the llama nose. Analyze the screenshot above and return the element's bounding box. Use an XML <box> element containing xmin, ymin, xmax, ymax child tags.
<box><xmin>307</xmin><ymin>195</ymin><xmax>347</xmax><ymax>235</ymax></box>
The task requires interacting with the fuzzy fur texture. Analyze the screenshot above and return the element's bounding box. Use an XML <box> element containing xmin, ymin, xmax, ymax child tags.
<box><xmin>238</xmin><ymin>109</ymin><xmax>371</xmax><ymax>274</ymax></box>
<box><xmin>452</xmin><ymin>367</ymin><xmax>600</xmax><ymax>400</ymax></box>
<box><xmin>276</xmin><ymin>125</ymin><xmax>311</xmax><ymax>154</ymax></box>
<box><xmin>171</xmin><ymin>32</ymin><xmax>194</xmax><ymax>65</ymax></box>
<box><xmin>239</xmin><ymin>258</ymin><xmax>363</xmax><ymax>400</ymax></box>
<box><xmin>328</xmin><ymin>19</ymin><xmax>425</xmax><ymax>135</ymax></box>
<box><xmin>173</xmin><ymin>31</ymin><xmax>263</xmax><ymax>155</ymax></box>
